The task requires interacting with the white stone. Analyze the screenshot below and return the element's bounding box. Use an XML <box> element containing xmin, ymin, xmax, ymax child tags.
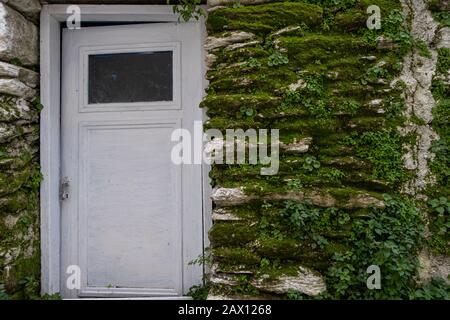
<box><xmin>210</xmin><ymin>273</ymin><xmax>238</xmax><ymax>286</ymax></box>
<box><xmin>205</xmin><ymin>53</ymin><xmax>217</xmax><ymax>68</ymax></box>
<box><xmin>0</xmin><ymin>122</ymin><xmax>16</xmax><ymax>143</ymax></box>
<box><xmin>212</xmin><ymin>208</ymin><xmax>241</xmax><ymax>221</ymax></box>
<box><xmin>281</xmin><ymin>137</ymin><xmax>312</xmax><ymax>153</ymax></box>
<box><xmin>0</xmin><ymin>61</ymin><xmax>38</xmax><ymax>87</ymax></box>
<box><xmin>3</xmin><ymin>214</ymin><xmax>19</xmax><ymax>229</ymax></box>
<box><xmin>418</xmin><ymin>248</ymin><xmax>450</xmax><ymax>285</ymax></box>
<box><xmin>211</xmin><ymin>187</ymin><xmax>253</xmax><ymax>206</ymax></box>
<box><xmin>206</xmin><ymin>294</ymin><xmax>234</xmax><ymax>300</ymax></box>
<box><xmin>205</xmin><ymin>31</ymin><xmax>255</xmax><ymax>51</ymax></box>
<box><xmin>0</xmin><ymin>3</ymin><xmax>38</xmax><ymax>65</ymax></box>
<box><xmin>287</xmin><ymin>79</ymin><xmax>306</xmax><ymax>92</ymax></box>
<box><xmin>436</xmin><ymin>27</ymin><xmax>450</xmax><ymax>49</ymax></box>
<box><xmin>1</xmin><ymin>0</ymin><xmax>41</xmax><ymax>20</ymax></box>
<box><xmin>400</xmin><ymin>124</ymin><xmax>439</xmax><ymax>194</ymax></box>
<box><xmin>0</xmin><ymin>78</ymin><xmax>36</xmax><ymax>99</ymax></box>
<box><xmin>398</xmin><ymin>0</ymin><xmax>440</xmax><ymax>195</ymax></box>
<box><xmin>368</xmin><ymin>99</ymin><xmax>383</xmax><ymax>106</ymax></box>
<box><xmin>361</xmin><ymin>56</ymin><xmax>377</xmax><ymax>61</ymax></box>
<box><xmin>251</xmin><ymin>267</ymin><xmax>326</xmax><ymax>296</ymax></box>
<box><xmin>270</xmin><ymin>25</ymin><xmax>302</xmax><ymax>37</ymax></box>
<box><xmin>225</xmin><ymin>40</ymin><xmax>260</xmax><ymax>51</ymax></box>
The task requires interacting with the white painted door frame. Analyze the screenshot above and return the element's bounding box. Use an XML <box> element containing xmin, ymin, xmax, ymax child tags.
<box><xmin>40</xmin><ymin>4</ymin><xmax>211</xmax><ymax>296</ymax></box>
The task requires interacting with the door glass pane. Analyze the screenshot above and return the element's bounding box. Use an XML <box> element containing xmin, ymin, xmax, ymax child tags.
<box><xmin>88</xmin><ymin>51</ymin><xmax>173</xmax><ymax>104</ymax></box>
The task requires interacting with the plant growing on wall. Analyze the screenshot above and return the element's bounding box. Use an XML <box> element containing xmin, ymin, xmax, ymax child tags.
<box><xmin>167</xmin><ymin>0</ymin><xmax>206</xmax><ymax>21</ymax></box>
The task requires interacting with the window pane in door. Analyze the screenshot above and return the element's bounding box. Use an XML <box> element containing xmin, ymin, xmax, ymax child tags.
<box><xmin>88</xmin><ymin>51</ymin><xmax>173</xmax><ymax>104</ymax></box>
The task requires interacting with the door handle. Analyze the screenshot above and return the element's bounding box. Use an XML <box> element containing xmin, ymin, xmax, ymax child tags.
<box><xmin>60</xmin><ymin>177</ymin><xmax>70</xmax><ymax>201</ymax></box>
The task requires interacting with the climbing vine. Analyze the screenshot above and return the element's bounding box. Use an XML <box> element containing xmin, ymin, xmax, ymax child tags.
<box><xmin>167</xmin><ymin>0</ymin><xmax>206</xmax><ymax>21</ymax></box>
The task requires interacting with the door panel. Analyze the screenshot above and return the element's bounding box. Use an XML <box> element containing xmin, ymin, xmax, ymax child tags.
<box><xmin>80</xmin><ymin>121</ymin><xmax>181</xmax><ymax>291</ymax></box>
<box><xmin>61</xmin><ymin>22</ymin><xmax>203</xmax><ymax>298</ymax></box>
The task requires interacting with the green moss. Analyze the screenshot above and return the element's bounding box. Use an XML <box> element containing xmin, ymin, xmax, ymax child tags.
<box><xmin>207</xmin><ymin>2</ymin><xmax>323</xmax><ymax>35</ymax></box>
<box><xmin>343</xmin><ymin>130</ymin><xmax>410</xmax><ymax>184</ymax></box>
<box><xmin>209</xmin><ymin>222</ymin><xmax>258</xmax><ymax>247</ymax></box>
<box><xmin>214</xmin><ymin>247</ymin><xmax>261</xmax><ymax>266</ymax></box>
<box><xmin>325</xmin><ymin>195</ymin><xmax>424</xmax><ymax>299</ymax></box>
<box><xmin>170</xmin><ymin>0</ymin><xmax>450</xmax><ymax>300</ymax></box>
<box><xmin>428</xmin><ymin>0</ymin><xmax>450</xmax><ymax>27</ymax></box>
<box><xmin>436</xmin><ymin>48</ymin><xmax>450</xmax><ymax>74</ymax></box>
<box><xmin>1</xmin><ymin>89</ymin><xmax>40</xmax><ymax>299</ymax></box>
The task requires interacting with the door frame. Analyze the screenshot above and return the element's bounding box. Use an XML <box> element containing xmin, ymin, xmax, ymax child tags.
<box><xmin>40</xmin><ymin>4</ymin><xmax>211</xmax><ymax>296</ymax></box>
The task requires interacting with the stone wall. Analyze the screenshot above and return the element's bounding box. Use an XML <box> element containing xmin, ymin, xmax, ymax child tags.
<box><xmin>203</xmin><ymin>0</ymin><xmax>450</xmax><ymax>299</ymax></box>
<box><xmin>0</xmin><ymin>0</ymin><xmax>448</xmax><ymax>299</ymax></box>
<box><xmin>0</xmin><ymin>0</ymin><xmax>41</xmax><ymax>299</ymax></box>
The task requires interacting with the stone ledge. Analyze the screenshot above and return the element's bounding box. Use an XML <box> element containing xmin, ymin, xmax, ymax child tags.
<box><xmin>280</xmin><ymin>137</ymin><xmax>312</xmax><ymax>154</ymax></box>
<box><xmin>210</xmin><ymin>265</ymin><xmax>326</xmax><ymax>297</ymax></box>
<box><xmin>0</xmin><ymin>78</ymin><xmax>36</xmax><ymax>99</ymax></box>
<box><xmin>251</xmin><ymin>267</ymin><xmax>326</xmax><ymax>296</ymax></box>
<box><xmin>211</xmin><ymin>187</ymin><xmax>385</xmax><ymax>209</ymax></box>
<box><xmin>205</xmin><ymin>31</ymin><xmax>256</xmax><ymax>51</ymax></box>
<box><xmin>0</xmin><ymin>61</ymin><xmax>38</xmax><ymax>88</ymax></box>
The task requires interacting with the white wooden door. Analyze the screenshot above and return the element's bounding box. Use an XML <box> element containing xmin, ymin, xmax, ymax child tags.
<box><xmin>61</xmin><ymin>22</ymin><xmax>204</xmax><ymax>298</ymax></box>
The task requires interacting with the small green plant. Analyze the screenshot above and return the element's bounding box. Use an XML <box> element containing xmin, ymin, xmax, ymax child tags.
<box><xmin>261</xmin><ymin>201</ymin><xmax>273</xmax><ymax>209</ymax></box>
<box><xmin>31</xmin><ymin>97</ymin><xmax>44</xmax><ymax>112</ymax></box>
<box><xmin>429</xmin><ymin>197</ymin><xmax>450</xmax><ymax>215</ymax></box>
<box><xmin>410</xmin><ymin>278</ymin><xmax>450</xmax><ymax>300</ymax></box>
<box><xmin>168</xmin><ymin>0</ymin><xmax>205</xmax><ymax>22</ymax></box>
<box><xmin>286</xmin><ymin>289</ymin><xmax>305</xmax><ymax>300</ymax></box>
<box><xmin>247</xmin><ymin>57</ymin><xmax>261</xmax><ymax>68</ymax></box>
<box><xmin>436</xmin><ymin>48</ymin><xmax>450</xmax><ymax>74</ymax></box>
<box><xmin>260</xmin><ymin>258</ymin><xmax>270</xmax><ymax>270</ymax></box>
<box><xmin>40</xmin><ymin>293</ymin><xmax>62</xmax><ymax>300</ymax></box>
<box><xmin>427</xmin><ymin>197</ymin><xmax>450</xmax><ymax>255</ymax></box>
<box><xmin>304</xmin><ymin>100</ymin><xmax>332</xmax><ymax>125</ymax></box>
<box><xmin>187</xmin><ymin>282</ymin><xmax>211</xmax><ymax>300</ymax></box>
<box><xmin>237</xmin><ymin>106</ymin><xmax>255</xmax><ymax>119</ymax></box>
<box><xmin>28</xmin><ymin>170</ymin><xmax>43</xmax><ymax>192</ymax></box>
<box><xmin>267</xmin><ymin>51</ymin><xmax>289</xmax><ymax>67</ymax></box>
<box><xmin>340</xmin><ymin>100</ymin><xmax>360</xmax><ymax>116</ymax></box>
<box><xmin>303</xmin><ymin>156</ymin><xmax>320</xmax><ymax>172</ymax></box>
<box><xmin>287</xmin><ymin>178</ymin><xmax>303</xmax><ymax>189</ymax></box>
<box><xmin>232</xmin><ymin>275</ymin><xmax>259</xmax><ymax>295</ymax></box>
<box><xmin>19</xmin><ymin>276</ymin><xmax>40</xmax><ymax>300</ymax></box>
<box><xmin>303</xmin><ymin>74</ymin><xmax>325</xmax><ymax>97</ymax></box>
<box><xmin>415</xmin><ymin>40</ymin><xmax>432</xmax><ymax>58</ymax></box>
<box><xmin>433</xmin><ymin>11</ymin><xmax>450</xmax><ymax>28</ymax></box>
<box><xmin>0</xmin><ymin>284</ymin><xmax>10</xmax><ymax>300</ymax></box>
<box><xmin>282</xmin><ymin>201</ymin><xmax>319</xmax><ymax>231</ymax></box>
<box><xmin>361</xmin><ymin>65</ymin><xmax>389</xmax><ymax>85</ymax></box>
<box><xmin>323</xmin><ymin>168</ymin><xmax>345</xmax><ymax>184</ymax></box>
<box><xmin>188</xmin><ymin>249</ymin><xmax>212</xmax><ymax>267</ymax></box>
<box><xmin>344</xmin><ymin>130</ymin><xmax>408</xmax><ymax>184</ymax></box>
<box><xmin>279</xmin><ymin>90</ymin><xmax>301</xmax><ymax>111</ymax></box>
<box><xmin>232</xmin><ymin>0</ymin><xmax>242</xmax><ymax>9</ymax></box>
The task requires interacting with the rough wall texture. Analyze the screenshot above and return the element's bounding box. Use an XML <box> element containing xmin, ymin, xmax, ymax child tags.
<box><xmin>0</xmin><ymin>0</ymin><xmax>41</xmax><ymax>299</ymax></box>
<box><xmin>203</xmin><ymin>0</ymin><xmax>450</xmax><ymax>299</ymax></box>
<box><xmin>0</xmin><ymin>0</ymin><xmax>448</xmax><ymax>300</ymax></box>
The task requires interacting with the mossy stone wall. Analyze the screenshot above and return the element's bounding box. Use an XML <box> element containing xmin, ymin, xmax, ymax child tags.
<box><xmin>203</xmin><ymin>0</ymin><xmax>450</xmax><ymax>299</ymax></box>
<box><xmin>0</xmin><ymin>0</ymin><xmax>41</xmax><ymax>299</ymax></box>
<box><xmin>0</xmin><ymin>0</ymin><xmax>449</xmax><ymax>300</ymax></box>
